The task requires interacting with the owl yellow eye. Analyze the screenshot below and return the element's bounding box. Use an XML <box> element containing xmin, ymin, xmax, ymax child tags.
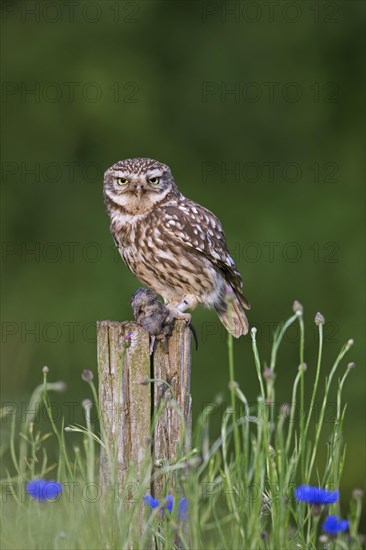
<box><xmin>117</xmin><ymin>177</ymin><xmax>129</xmax><ymax>185</ymax></box>
<box><xmin>149</xmin><ymin>177</ymin><xmax>160</xmax><ymax>185</ymax></box>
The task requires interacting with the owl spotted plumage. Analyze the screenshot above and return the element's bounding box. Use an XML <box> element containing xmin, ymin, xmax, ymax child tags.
<box><xmin>103</xmin><ymin>157</ymin><xmax>250</xmax><ymax>337</ymax></box>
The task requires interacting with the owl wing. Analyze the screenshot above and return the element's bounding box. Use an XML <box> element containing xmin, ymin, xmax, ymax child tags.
<box><xmin>162</xmin><ymin>199</ymin><xmax>250</xmax><ymax>309</ymax></box>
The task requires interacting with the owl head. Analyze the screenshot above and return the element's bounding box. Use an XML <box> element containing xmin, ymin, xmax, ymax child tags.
<box><xmin>104</xmin><ymin>157</ymin><xmax>179</xmax><ymax>213</ymax></box>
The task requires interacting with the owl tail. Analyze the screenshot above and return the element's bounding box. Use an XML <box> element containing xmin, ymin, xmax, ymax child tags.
<box><xmin>215</xmin><ymin>294</ymin><xmax>249</xmax><ymax>338</ymax></box>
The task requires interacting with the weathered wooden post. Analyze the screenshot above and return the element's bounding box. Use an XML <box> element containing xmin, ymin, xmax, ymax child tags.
<box><xmin>152</xmin><ymin>321</ymin><xmax>192</xmax><ymax>495</ymax></box>
<box><xmin>97</xmin><ymin>318</ymin><xmax>192</xmax><ymax>530</ymax></box>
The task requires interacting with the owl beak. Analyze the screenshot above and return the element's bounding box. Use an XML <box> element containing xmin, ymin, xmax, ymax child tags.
<box><xmin>134</xmin><ymin>184</ymin><xmax>144</xmax><ymax>199</ymax></box>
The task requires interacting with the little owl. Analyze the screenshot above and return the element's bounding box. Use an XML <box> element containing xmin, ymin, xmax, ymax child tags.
<box><xmin>103</xmin><ymin>158</ymin><xmax>250</xmax><ymax>337</ymax></box>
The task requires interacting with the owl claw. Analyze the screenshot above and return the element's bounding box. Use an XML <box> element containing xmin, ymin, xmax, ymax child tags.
<box><xmin>188</xmin><ymin>322</ymin><xmax>199</xmax><ymax>351</ymax></box>
<box><xmin>175</xmin><ymin>311</ymin><xmax>192</xmax><ymax>324</ymax></box>
<box><xmin>149</xmin><ymin>335</ymin><xmax>156</xmax><ymax>355</ymax></box>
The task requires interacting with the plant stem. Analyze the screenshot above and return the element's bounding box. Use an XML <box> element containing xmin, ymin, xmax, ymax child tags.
<box><xmin>304</xmin><ymin>324</ymin><xmax>323</xmax><ymax>443</ymax></box>
<box><xmin>251</xmin><ymin>328</ymin><xmax>266</xmax><ymax>401</ymax></box>
<box><xmin>307</xmin><ymin>339</ymin><xmax>353</xmax><ymax>482</ymax></box>
<box><xmin>227</xmin><ymin>329</ymin><xmax>241</xmax><ymax>461</ymax></box>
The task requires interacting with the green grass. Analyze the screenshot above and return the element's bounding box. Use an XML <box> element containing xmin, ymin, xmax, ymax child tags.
<box><xmin>0</xmin><ymin>304</ymin><xmax>364</xmax><ymax>549</ymax></box>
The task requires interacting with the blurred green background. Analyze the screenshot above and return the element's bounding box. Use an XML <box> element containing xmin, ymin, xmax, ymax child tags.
<box><xmin>1</xmin><ymin>0</ymin><xmax>364</xmax><ymax>511</ymax></box>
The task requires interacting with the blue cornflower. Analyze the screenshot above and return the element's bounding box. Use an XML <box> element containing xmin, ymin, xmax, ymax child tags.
<box><xmin>178</xmin><ymin>497</ymin><xmax>188</xmax><ymax>520</ymax></box>
<box><xmin>143</xmin><ymin>494</ymin><xmax>159</xmax><ymax>510</ymax></box>
<box><xmin>143</xmin><ymin>494</ymin><xmax>188</xmax><ymax>520</ymax></box>
<box><xmin>26</xmin><ymin>479</ymin><xmax>63</xmax><ymax>502</ymax></box>
<box><xmin>165</xmin><ymin>495</ymin><xmax>174</xmax><ymax>513</ymax></box>
<box><xmin>322</xmin><ymin>515</ymin><xmax>349</xmax><ymax>535</ymax></box>
<box><xmin>294</xmin><ymin>485</ymin><xmax>339</xmax><ymax>505</ymax></box>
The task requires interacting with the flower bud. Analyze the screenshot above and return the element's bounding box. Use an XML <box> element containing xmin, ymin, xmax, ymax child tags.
<box><xmin>293</xmin><ymin>300</ymin><xmax>303</xmax><ymax>314</ymax></box>
<box><xmin>268</xmin><ymin>444</ymin><xmax>276</xmax><ymax>456</ymax></box>
<box><xmin>352</xmin><ymin>488</ymin><xmax>364</xmax><ymax>500</ymax></box>
<box><xmin>55</xmin><ymin>381</ymin><xmax>67</xmax><ymax>393</ymax></box>
<box><xmin>315</xmin><ymin>312</ymin><xmax>325</xmax><ymax>325</ymax></box>
<box><xmin>311</xmin><ymin>503</ymin><xmax>322</xmax><ymax>516</ymax></box>
<box><xmin>263</xmin><ymin>367</ymin><xmax>275</xmax><ymax>380</ymax></box>
<box><xmin>187</xmin><ymin>456</ymin><xmax>203</xmax><ymax>468</ymax></box>
<box><xmin>347</xmin><ymin>362</ymin><xmax>356</xmax><ymax>369</ymax></box>
<box><xmin>81</xmin><ymin>369</ymin><xmax>94</xmax><ymax>382</ymax></box>
<box><xmin>42</xmin><ymin>365</ymin><xmax>49</xmax><ymax>374</ymax></box>
<box><xmin>82</xmin><ymin>399</ymin><xmax>93</xmax><ymax>410</ymax></box>
<box><xmin>215</xmin><ymin>393</ymin><xmax>224</xmax><ymax>405</ymax></box>
<box><xmin>280</xmin><ymin>403</ymin><xmax>291</xmax><ymax>418</ymax></box>
<box><xmin>123</xmin><ymin>332</ymin><xmax>132</xmax><ymax>348</ymax></box>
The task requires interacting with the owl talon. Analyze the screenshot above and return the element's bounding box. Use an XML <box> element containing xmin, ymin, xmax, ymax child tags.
<box><xmin>168</xmin><ymin>308</ymin><xmax>191</xmax><ymax>324</ymax></box>
<box><xmin>188</xmin><ymin>322</ymin><xmax>199</xmax><ymax>351</ymax></box>
<box><xmin>149</xmin><ymin>335</ymin><xmax>156</xmax><ymax>355</ymax></box>
<box><xmin>180</xmin><ymin>312</ymin><xmax>192</xmax><ymax>324</ymax></box>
